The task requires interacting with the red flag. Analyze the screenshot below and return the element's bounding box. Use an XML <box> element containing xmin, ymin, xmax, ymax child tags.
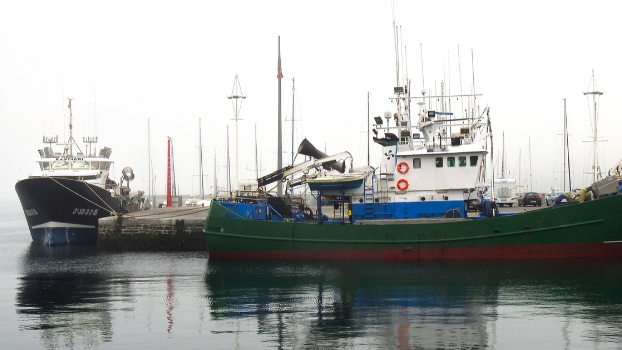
<box><xmin>277</xmin><ymin>56</ymin><xmax>283</xmax><ymax>79</ymax></box>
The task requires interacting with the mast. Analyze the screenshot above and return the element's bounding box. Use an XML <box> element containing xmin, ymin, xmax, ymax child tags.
<box><xmin>367</xmin><ymin>92</ymin><xmax>370</xmax><ymax>166</ymax></box>
<box><xmin>213</xmin><ymin>151</ymin><xmax>217</xmax><ymax>198</ymax></box>
<box><xmin>199</xmin><ymin>118</ymin><xmax>204</xmax><ymax>200</ymax></box>
<box><xmin>561</xmin><ymin>98</ymin><xmax>572</xmax><ymax>191</ymax></box>
<box><xmin>291</xmin><ymin>77</ymin><xmax>295</xmax><ymax>165</ymax></box>
<box><xmin>529</xmin><ymin>136</ymin><xmax>533</xmax><ymax>192</ymax></box>
<box><xmin>501</xmin><ymin>131</ymin><xmax>505</xmax><ymax>179</ymax></box>
<box><xmin>65</xmin><ymin>97</ymin><xmax>79</xmax><ymax>156</ymax></box>
<box><xmin>583</xmin><ymin>69</ymin><xmax>603</xmax><ymax>184</ymax></box>
<box><xmin>148</xmin><ymin>119</ymin><xmax>153</xmax><ymax>206</ymax></box>
<box><xmin>228</xmin><ymin>75</ymin><xmax>246</xmax><ymax>196</ymax></box>
<box><xmin>277</xmin><ymin>36</ymin><xmax>283</xmax><ymax>196</ymax></box>
<box><xmin>564</xmin><ymin>98</ymin><xmax>572</xmax><ymax>191</ymax></box>
<box><xmin>255</xmin><ymin>124</ymin><xmax>259</xmax><ymax>180</ymax></box>
<box><xmin>518</xmin><ymin>150</ymin><xmax>521</xmax><ymax>190</ymax></box>
<box><xmin>67</xmin><ymin>97</ymin><xmax>73</xmax><ymax>155</ymax></box>
<box><xmin>226</xmin><ymin>127</ymin><xmax>231</xmax><ymax>196</ymax></box>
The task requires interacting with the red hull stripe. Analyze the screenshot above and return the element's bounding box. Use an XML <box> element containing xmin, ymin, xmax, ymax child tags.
<box><xmin>209</xmin><ymin>242</ymin><xmax>622</xmax><ymax>260</ymax></box>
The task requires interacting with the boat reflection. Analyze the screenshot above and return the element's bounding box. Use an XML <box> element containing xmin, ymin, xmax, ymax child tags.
<box><xmin>15</xmin><ymin>243</ymin><xmax>122</xmax><ymax>348</ymax></box>
<box><xmin>204</xmin><ymin>259</ymin><xmax>622</xmax><ymax>349</ymax></box>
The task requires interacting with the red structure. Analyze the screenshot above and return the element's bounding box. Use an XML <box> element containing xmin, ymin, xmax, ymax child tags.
<box><xmin>167</xmin><ymin>137</ymin><xmax>172</xmax><ymax>207</ymax></box>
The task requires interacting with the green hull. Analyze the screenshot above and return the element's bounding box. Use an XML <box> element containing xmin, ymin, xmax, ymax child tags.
<box><xmin>204</xmin><ymin>194</ymin><xmax>622</xmax><ymax>260</ymax></box>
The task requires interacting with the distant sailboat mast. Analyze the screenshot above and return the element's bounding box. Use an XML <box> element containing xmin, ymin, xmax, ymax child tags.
<box><xmin>501</xmin><ymin>131</ymin><xmax>505</xmax><ymax>179</ymax></box>
<box><xmin>213</xmin><ymin>151</ymin><xmax>217</xmax><ymax>198</ymax></box>
<box><xmin>148</xmin><ymin>119</ymin><xmax>155</xmax><ymax>206</ymax></box>
<box><xmin>562</xmin><ymin>98</ymin><xmax>572</xmax><ymax>191</ymax></box>
<box><xmin>255</xmin><ymin>124</ymin><xmax>259</xmax><ymax>180</ymax></box>
<box><xmin>199</xmin><ymin>118</ymin><xmax>205</xmax><ymax>200</ymax></box>
<box><xmin>529</xmin><ymin>136</ymin><xmax>533</xmax><ymax>191</ymax></box>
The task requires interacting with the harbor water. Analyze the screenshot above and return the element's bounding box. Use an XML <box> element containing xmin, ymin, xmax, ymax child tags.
<box><xmin>2</xmin><ymin>201</ymin><xmax>622</xmax><ymax>349</ymax></box>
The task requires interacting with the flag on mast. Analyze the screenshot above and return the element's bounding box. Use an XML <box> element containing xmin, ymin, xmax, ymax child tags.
<box><xmin>278</xmin><ymin>54</ymin><xmax>283</xmax><ymax>79</ymax></box>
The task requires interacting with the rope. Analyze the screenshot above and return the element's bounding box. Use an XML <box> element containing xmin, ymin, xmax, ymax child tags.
<box><xmin>83</xmin><ymin>180</ymin><xmax>118</xmax><ymax>215</ymax></box>
<box><xmin>48</xmin><ymin>177</ymin><xmax>119</xmax><ymax>216</ymax></box>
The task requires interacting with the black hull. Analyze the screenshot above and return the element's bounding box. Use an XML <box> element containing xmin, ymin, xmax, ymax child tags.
<box><xmin>15</xmin><ymin>177</ymin><xmax>121</xmax><ymax>245</ymax></box>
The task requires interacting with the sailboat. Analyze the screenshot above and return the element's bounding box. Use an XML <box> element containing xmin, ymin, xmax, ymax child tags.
<box><xmin>493</xmin><ymin>132</ymin><xmax>518</xmax><ymax>207</ymax></box>
<box><xmin>186</xmin><ymin>118</ymin><xmax>210</xmax><ymax>207</ymax></box>
<box><xmin>546</xmin><ymin>98</ymin><xmax>572</xmax><ymax>206</ymax></box>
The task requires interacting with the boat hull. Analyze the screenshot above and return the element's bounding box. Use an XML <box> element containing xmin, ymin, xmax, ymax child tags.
<box><xmin>204</xmin><ymin>194</ymin><xmax>622</xmax><ymax>260</ymax></box>
<box><xmin>15</xmin><ymin>177</ymin><xmax>120</xmax><ymax>245</ymax></box>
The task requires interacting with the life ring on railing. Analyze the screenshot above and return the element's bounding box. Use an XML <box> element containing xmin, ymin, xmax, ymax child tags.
<box><xmin>397</xmin><ymin>179</ymin><xmax>409</xmax><ymax>191</ymax></box>
<box><xmin>397</xmin><ymin>162</ymin><xmax>409</xmax><ymax>174</ymax></box>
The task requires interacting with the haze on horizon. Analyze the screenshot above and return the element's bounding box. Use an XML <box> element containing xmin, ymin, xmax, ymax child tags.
<box><xmin>1</xmin><ymin>0</ymin><xmax>621</xmax><ymax>204</ymax></box>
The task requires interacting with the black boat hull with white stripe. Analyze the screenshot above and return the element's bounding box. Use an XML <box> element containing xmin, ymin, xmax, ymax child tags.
<box><xmin>15</xmin><ymin>177</ymin><xmax>121</xmax><ymax>245</ymax></box>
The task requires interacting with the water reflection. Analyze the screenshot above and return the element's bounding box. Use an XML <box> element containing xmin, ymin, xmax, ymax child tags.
<box><xmin>204</xmin><ymin>259</ymin><xmax>622</xmax><ymax>349</ymax></box>
<box><xmin>13</xmin><ymin>243</ymin><xmax>209</xmax><ymax>349</ymax></box>
<box><xmin>12</xmin><ymin>242</ymin><xmax>622</xmax><ymax>350</ymax></box>
<box><xmin>15</xmin><ymin>244</ymin><xmax>123</xmax><ymax>348</ymax></box>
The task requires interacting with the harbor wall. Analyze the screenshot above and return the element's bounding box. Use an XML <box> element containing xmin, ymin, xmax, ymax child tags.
<box><xmin>97</xmin><ymin>207</ymin><xmax>208</xmax><ymax>251</ymax></box>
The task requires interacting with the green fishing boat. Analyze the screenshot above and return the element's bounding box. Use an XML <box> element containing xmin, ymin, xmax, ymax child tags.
<box><xmin>204</xmin><ymin>43</ymin><xmax>622</xmax><ymax>261</ymax></box>
<box><xmin>204</xmin><ymin>192</ymin><xmax>622</xmax><ymax>259</ymax></box>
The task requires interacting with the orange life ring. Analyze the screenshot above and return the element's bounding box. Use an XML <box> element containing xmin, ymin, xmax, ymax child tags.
<box><xmin>397</xmin><ymin>162</ymin><xmax>409</xmax><ymax>174</ymax></box>
<box><xmin>397</xmin><ymin>179</ymin><xmax>409</xmax><ymax>191</ymax></box>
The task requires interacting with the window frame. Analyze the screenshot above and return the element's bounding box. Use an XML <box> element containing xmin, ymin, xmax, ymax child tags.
<box><xmin>435</xmin><ymin>157</ymin><xmax>443</xmax><ymax>168</ymax></box>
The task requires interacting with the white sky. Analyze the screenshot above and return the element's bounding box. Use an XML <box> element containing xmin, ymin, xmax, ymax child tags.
<box><xmin>2</xmin><ymin>0</ymin><xmax>621</xmax><ymax>202</ymax></box>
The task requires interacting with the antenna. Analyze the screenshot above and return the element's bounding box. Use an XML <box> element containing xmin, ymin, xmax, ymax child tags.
<box><xmin>400</xmin><ymin>27</ymin><xmax>405</xmax><ymax>87</ymax></box>
<box><xmin>420</xmin><ymin>43</ymin><xmax>425</xmax><ymax>91</ymax></box>
<box><xmin>458</xmin><ymin>45</ymin><xmax>464</xmax><ymax>119</ymax></box>
<box><xmin>471</xmin><ymin>49</ymin><xmax>476</xmax><ymax>101</ymax></box>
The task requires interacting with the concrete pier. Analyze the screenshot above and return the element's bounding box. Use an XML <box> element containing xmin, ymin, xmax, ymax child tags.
<box><xmin>97</xmin><ymin>206</ymin><xmax>209</xmax><ymax>251</ymax></box>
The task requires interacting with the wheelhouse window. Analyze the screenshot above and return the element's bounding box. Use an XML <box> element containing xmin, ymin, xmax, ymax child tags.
<box><xmin>52</xmin><ymin>161</ymin><xmax>69</xmax><ymax>170</ymax></box>
<box><xmin>90</xmin><ymin>161</ymin><xmax>100</xmax><ymax>170</ymax></box>
<box><xmin>458</xmin><ymin>156</ymin><xmax>467</xmax><ymax>167</ymax></box>
<box><xmin>447</xmin><ymin>157</ymin><xmax>456</xmax><ymax>167</ymax></box>
<box><xmin>435</xmin><ymin>157</ymin><xmax>443</xmax><ymax>168</ymax></box>
<box><xmin>39</xmin><ymin>162</ymin><xmax>51</xmax><ymax>170</ymax></box>
<box><xmin>71</xmin><ymin>161</ymin><xmax>90</xmax><ymax>170</ymax></box>
<box><xmin>413</xmin><ymin>158</ymin><xmax>421</xmax><ymax>169</ymax></box>
<box><xmin>470</xmin><ymin>155</ymin><xmax>478</xmax><ymax>166</ymax></box>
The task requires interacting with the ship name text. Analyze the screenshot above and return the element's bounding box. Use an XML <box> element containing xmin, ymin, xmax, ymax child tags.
<box><xmin>24</xmin><ymin>209</ymin><xmax>38</xmax><ymax>217</ymax></box>
<box><xmin>73</xmin><ymin>208</ymin><xmax>99</xmax><ymax>216</ymax></box>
